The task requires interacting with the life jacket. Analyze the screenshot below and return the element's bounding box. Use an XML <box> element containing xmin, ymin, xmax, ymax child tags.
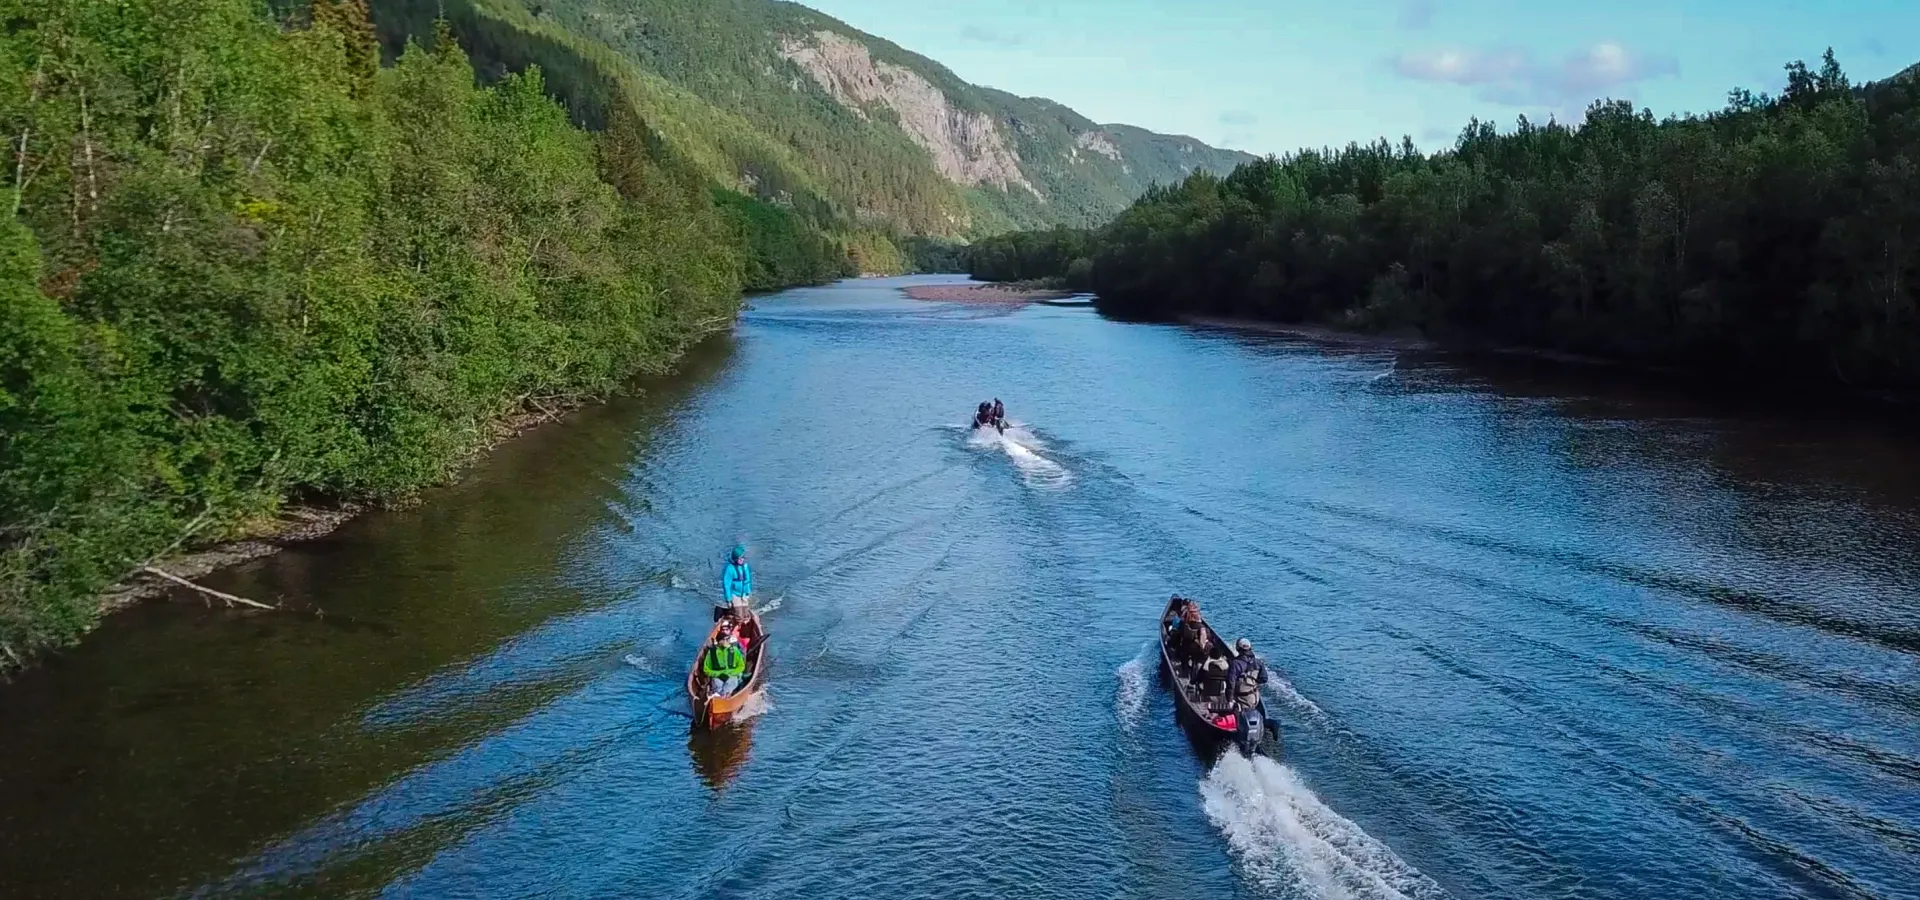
<box><xmin>704</xmin><ymin>643</ymin><xmax>744</xmax><ymax>677</ymax></box>
<box><xmin>723</xmin><ymin>561</ymin><xmax>751</xmax><ymax>599</ymax></box>
<box><xmin>1233</xmin><ymin>661</ymin><xmax>1263</xmax><ymax>704</ymax></box>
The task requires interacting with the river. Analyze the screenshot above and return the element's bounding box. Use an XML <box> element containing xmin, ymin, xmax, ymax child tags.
<box><xmin>2</xmin><ymin>276</ymin><xmax>1918</xmax><ymax>900</ymax></box>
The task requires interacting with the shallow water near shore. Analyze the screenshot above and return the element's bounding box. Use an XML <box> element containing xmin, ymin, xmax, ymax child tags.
<box><xmin>2</xmin><ymin>275</ymin><xmax>1917</xmax><ymax>900</ymax></box>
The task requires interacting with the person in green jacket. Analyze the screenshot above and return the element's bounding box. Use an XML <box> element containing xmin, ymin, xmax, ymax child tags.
<box><xmin>702</xmin><ymin>628</ymin><xmax>748</xmax><ymax>697</ymax></box>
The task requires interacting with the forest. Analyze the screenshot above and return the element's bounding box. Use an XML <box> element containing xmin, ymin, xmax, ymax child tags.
<box><xmin>972</xmin><ymin>52</ymin><xmax>1920</xmax><ymax>392</ymax></box>
<box><xmin>0</xmin><ymin>0</ymin><xmax>822</xmax><ymax>669</ymax></box>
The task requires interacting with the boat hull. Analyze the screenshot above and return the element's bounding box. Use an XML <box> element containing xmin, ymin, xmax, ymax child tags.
<box><xmin>1156</xmin><ymin>596</ymin><xmax>1276</xmax><ymax>757</ymax></box>
<box><xmin>687</xmin><ymin>613</ymin><xmax>768</xmax><ymax>731</ymax></box>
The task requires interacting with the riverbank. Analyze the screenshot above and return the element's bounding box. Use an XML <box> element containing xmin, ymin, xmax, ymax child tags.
<box><xmin>0</xmin><ymin>323</ymin><xmax>739</xmax><ymax>680</ymax></box>
<box><xmin>1185</xmin><ymin>314</ymin><xmax>1920</xmax><ymax>411</ymax></box>
<box><xmin>86</xmin><ymin>398</ymin><xmax>586</xmax><ymax>621</ymax></box>
<box><xmin>902</xmin><ymin>282</ymin><xmax>1077</xmax><ymax>304</ymax></box>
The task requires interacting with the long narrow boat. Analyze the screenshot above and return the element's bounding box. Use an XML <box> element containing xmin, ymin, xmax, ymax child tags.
<box><xmin>1156</xmin><ymin>595</ymin><xmax>1274</xmax><ymax>756</ymax></box>
<box><xmin>686</xmin><ymin>613</ymin><xmax>768</xmax><ymax>731</ymax></box>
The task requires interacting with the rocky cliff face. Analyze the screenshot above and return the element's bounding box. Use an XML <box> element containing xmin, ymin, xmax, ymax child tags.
<box><xmin>779</xmin><ymin>30</ymin><xmax>1038</xmax><ymax>197</ymax></box>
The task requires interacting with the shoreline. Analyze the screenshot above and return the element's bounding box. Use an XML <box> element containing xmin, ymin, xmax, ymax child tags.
<box><xmin>1183</xmin><ymin>316</ymin><xmax>1652</xmax><ymax>370</ymax></box>
<box><xmin>1184</xmin><ymin>315</ymin><xmax>1920</xmax><ymax>409</ymax></box>
<box><xmin>15</xmin><ymin>324</ymin><xmax>736</xmax><ymax>676</ymax></box>
<box><xmin>901</xmin><ymin>283</ymin><xmax>1078</xmax><ymax>304</ymax></box>
<box><xmin>1182</xmin><ymin>316</ymin><xmax>1436</xmax><ymax>352</ymax></box>
<box><xmin>90</xmin><ymin>397</ymin><xmax>593</xmax><ymax>620</ymax></box>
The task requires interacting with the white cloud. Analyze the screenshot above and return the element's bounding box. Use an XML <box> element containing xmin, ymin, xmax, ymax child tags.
<box><xmin>1391</xmin><ymin>46</ymin><xmax>1530</xmax><ymax>85</ymax></box>
<box><xmin>1390</xmin><ymin>41</ymin><xmax>1679</xmax><ymax>116</ymax></box>
<box><xmin>1555</xmin><ymin>41</ymin><xmax>1677</xmax><ymax>95</ymax></box>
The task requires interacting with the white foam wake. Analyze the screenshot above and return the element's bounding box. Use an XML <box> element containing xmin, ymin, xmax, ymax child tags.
<box><xmin>1201</xmin><ymin>753</ymin><xmax>1449</xmax><ymax>900</ymax></box>
<box><xmin>966</xmin><ymin>423</ymin><xmax>1071</xmax><ymax>489</ymax></box>
<box><xmin>730</xmin><ymin>690</ymin><xmax>774</xmax><ymax>722</ymax></box>
<box><xmin>1115</xmin><ymin>643</ymin><xmax>1155</xmax><ymax>732</ymax></box>
<box><xmin>1267</xmin><ymin>673</ymin><xmax>1331</xmax><ymax>726</ymax></box>
<box><xmin>622</xmin><ymin>652</ymin><xmax>660</xmax><ymax>673</ymax></box>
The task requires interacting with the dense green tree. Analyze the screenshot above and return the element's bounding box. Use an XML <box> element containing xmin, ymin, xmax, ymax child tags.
<box><xmin>0</xmin><ymin>0</ymin><xmax>747</xmax><ymax>668</ymax></box>
<box><xmin>979</xmin><ymin>53</ymin><xmax>1920</xmax><ymax>391</ymax></box>
<box><xmin>966</xmin><ymin>226</ymin><xmax>1094</xmax><ymax>287</ymax></box>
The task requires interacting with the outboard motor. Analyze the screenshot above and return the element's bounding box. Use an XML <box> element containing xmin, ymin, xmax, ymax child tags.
<box><xmin>1235</xmin><ymin>706</ymin><xmax>1266</xmax><ymax>756</ymax></box>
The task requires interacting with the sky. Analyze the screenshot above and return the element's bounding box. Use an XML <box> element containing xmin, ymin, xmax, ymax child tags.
<box><xmin>796</xmin><ymin>0</ymin><xmax>1920</xmax><ymax>155</ymax></box>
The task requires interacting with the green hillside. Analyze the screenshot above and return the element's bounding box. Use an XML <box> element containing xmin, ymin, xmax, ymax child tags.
<box><xmin>369</xmin><ymin>0</ymin><xmax>1254</xmax><ymax>247</ymax></box>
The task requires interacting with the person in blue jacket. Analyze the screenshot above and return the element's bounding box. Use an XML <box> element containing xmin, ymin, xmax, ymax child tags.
<box><xmin>719</xmin><ymin>544</ymin><xmax>753</xmax><ymax>621</ymax></box>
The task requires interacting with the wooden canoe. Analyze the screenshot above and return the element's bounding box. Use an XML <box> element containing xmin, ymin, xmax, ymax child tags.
<box><xmin>686</xmin><ymin>612</ymin><xmax>768</xmax><ymax>731</ymax></box>
<box><xmin>1156</xmin><ymin>595</ymin><xmax>1274</xmax><ymax>755</ymax></box>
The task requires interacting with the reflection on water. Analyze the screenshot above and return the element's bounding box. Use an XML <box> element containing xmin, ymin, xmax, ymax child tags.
<box><xmin>1</xmin><ymin>277</ymin><xmax>1917</xmax><ymax>900</ymax></box>
<box><xmin>688</xmin><ymin>718</ymin><xmax>758</xmax><ymax>791</ymax></box>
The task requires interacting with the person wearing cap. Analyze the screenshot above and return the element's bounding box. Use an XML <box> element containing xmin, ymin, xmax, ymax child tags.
<box><xmin>1226</xmin><ymin>637</ymin><xmax>1267</xmax><ymax>712</ymax></box>
<box><xmin>719</xmin><ymin>544</ymin><xmax>753</xmax><ymax>622</ymax></box>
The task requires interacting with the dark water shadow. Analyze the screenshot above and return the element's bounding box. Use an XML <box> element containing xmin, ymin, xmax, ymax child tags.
<box><xmin>0</xmin><ymin>335</ymin><xmax>739</xmax><ymax>900</ymax></box>
<box><xmin>688</xmin><ymin>718</ymin><xmax>758</xmax><ymax>792</ymax></box>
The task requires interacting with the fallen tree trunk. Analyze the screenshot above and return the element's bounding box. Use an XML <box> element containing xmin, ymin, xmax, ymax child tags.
<box><xmin>140</xmin><ymin>567</ymin><xmax>276</xmax><ymax>610</ymax></box>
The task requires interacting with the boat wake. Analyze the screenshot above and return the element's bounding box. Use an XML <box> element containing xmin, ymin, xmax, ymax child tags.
<box><xmin>1115</xmin><ymin>642</ymin><xmax>1155</xmax><ymax>732</ymax></box>
<box><xmin>730</xmin><ymin>690</ymin><xmax>774</xmax><ymax>722</ymax></box>
<box><xmin>966</xmin><ymin>422</ymin><xmax>1072</xmax><ymax>489</ymax></box>
<box><xmin>622</xmin><ymin>652</ymin><xmax>662</xmax><ymax>674</ymax></box>
<box><xmin>1201</xmin><ymin>753</ymin><xmax>1449</xmax><ymax>900</ymax></box>
<box><xmin>1266</xmin><ymin>672</ymin><xmax>1332</xmax><ymax>727</ymax></box>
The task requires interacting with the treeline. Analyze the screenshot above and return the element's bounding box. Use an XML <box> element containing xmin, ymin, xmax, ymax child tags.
<box><xmin>976</xmin><ymin>52</ymin><xmax>1920</xmax><ymax>391</ymax></box>
<box><xmin>967</xmin><ymin>226</ymin><xmax>1095</xmax><ymax>288</ymax></box>
<box><xmin>0</xmin><ymin>0</ymin><xmax>753</xmax><ymax>667</ymax></box>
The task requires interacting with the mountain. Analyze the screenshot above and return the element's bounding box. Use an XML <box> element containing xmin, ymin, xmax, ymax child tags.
<box><xmin>369</xmin><ymin>0</ymin><xmax>1255</xmax><ymax>246</ymax></box>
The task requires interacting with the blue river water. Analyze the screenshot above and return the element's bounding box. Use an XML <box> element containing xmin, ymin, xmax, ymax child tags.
<box><xmin>1</xmin><ymin>275</ymin><xmax>1916</xmax><ymax>900</ymax></box>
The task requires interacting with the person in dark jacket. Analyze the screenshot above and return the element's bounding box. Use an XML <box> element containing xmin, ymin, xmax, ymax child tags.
<box><xmin>1176</xmin><ymin>601</ymin><xmax>1211</xmax><ymax>673</ymax></box>
<box><xmin>1226</xmin><ymin>638</ymin><xmax>1267</xmax><ymax>712</ymax></box>
<box><xmin>1164</xmin><ymin>596</ymin><xmax>1190</xmax><ymax>631</ymax></box>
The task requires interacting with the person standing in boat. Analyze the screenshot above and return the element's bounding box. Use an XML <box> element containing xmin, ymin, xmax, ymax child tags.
<box><xmin>719</xmin><ymin>544</ymin><xmax>753</xmax><ymax>622</ymax></box>
<box><xmin>1164</xmin><ymin>595</ymin><xmax>1191</xmax><ymax>631</ymax></box>
<box><xmin>1177</xmin><ymin>601</ymin><xmax>1211</xmax><ymax>674</ymax></box>
<box><xmin>1227</xmin><ymin>638</ymin><xmax>1267</xmax><ymax>712</ymax></box>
